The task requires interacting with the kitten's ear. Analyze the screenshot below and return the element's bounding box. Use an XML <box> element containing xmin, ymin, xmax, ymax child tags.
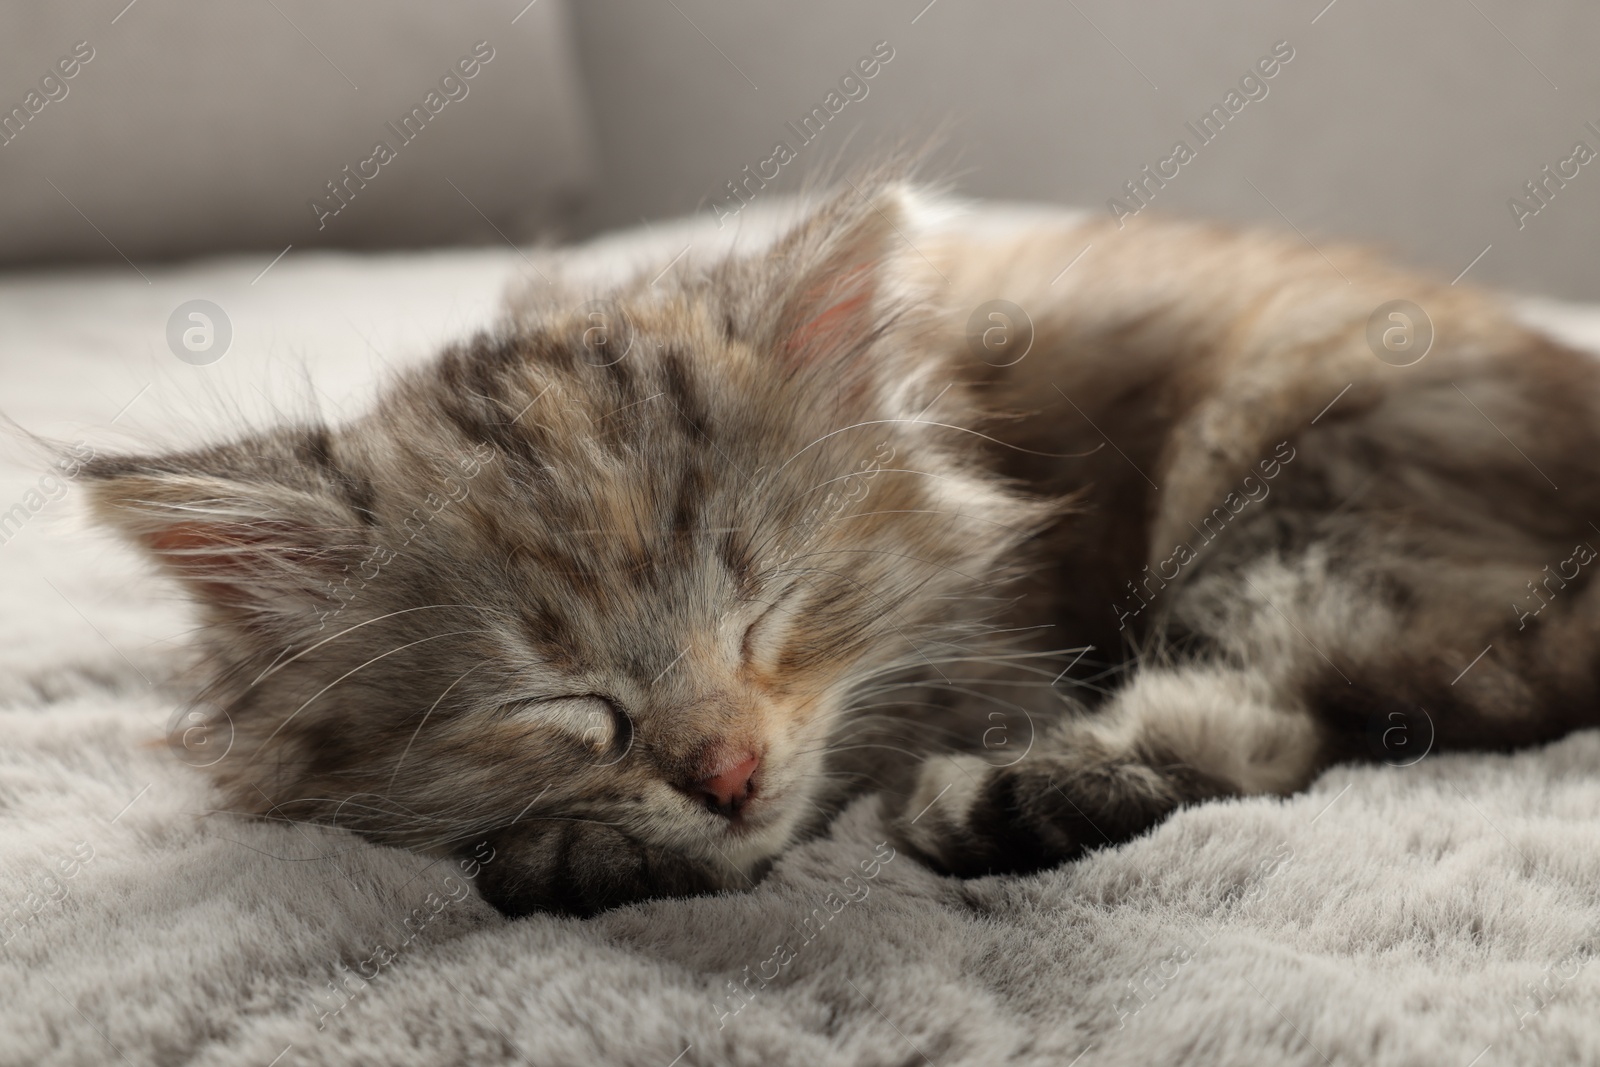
<box><xmin>764</xmin><ymin>185</ymin><xmax>911</xmax><ymax>371</ymax></box>
<box><xmin>82</xmin><ymin>428</ymin><xmax>368</xmax><ymax>623</ymax></box>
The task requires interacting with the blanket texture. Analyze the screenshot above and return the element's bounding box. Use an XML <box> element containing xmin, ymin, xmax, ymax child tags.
<box><xmin>4</xmin><ymin>209</ymin><xmax>1600</xmax><ymax>1067</ymax></box>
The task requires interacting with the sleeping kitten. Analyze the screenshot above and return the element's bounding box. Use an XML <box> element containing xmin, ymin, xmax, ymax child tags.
<box><xmin>82</xmin><ymin>173</ymin><xmax>1600</xmax><ymax>916</ymax></box>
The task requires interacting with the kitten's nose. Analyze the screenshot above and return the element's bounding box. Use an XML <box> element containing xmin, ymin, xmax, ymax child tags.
<box><xmin>695</xmin><ymin>752</ymin><xmax>759</xmax><ymax>816</ymax></box>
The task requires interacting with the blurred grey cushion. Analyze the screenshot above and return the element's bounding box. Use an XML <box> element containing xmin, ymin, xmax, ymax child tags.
<box><xmin>0</xmin><ymin>1</ymin><xmax>595</xmax><ymax>266</ymax></box>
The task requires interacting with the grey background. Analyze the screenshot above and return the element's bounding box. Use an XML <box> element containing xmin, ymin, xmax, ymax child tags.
<box><xmin>4</xmin><ymin>0</ymin><xmax>1599</xmax><ymax>298</ymax></box>
<box><xmin>567</xmin><ymin>0</ymin><xmax>1600</xmax><ymax>299</ymax></box>
<box><xmin>0</xmin><ymin>1</ymin><xmax>596</xmax><ymax>265</ymax></box>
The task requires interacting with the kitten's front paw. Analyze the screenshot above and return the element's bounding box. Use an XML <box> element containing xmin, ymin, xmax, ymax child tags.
<box><xmin>894</xmin><ymin>754</ymin><xmax>1073</xmax><ymax>878</ymax></box>
<box><xmin>473</xmin><ymin>822</ymin><xmax>751</xmax><ymax>918</ymax></box>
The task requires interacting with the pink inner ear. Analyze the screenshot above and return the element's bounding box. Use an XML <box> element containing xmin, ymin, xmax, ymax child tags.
<box><xmin>143</xmin><ymin>522</ymin><xmax>259</xmax><ymax>599</ymax></box>
<box><xmin>142</xmin><ymin>519</ymin><xmax>311</xmax><ymax>602</ymax></box>
<box><xmin>783</xmin><ymin>264</ymin><xmax>876</xmax><ymax>367</ymax></box>
<box><xmin>147</xmin><ymin>521</ymin><xmax>238</xmax><ymax>559</ymax></box>
<box><xmin>786</xmin><ymin>292</ymin><xmax>871</xmax><ymax>361</ymax></box>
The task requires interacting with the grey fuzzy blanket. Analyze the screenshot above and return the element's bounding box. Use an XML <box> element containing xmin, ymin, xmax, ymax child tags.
<box><xmin>3</xmin><ymin>210</ymin><xmax>1599</xmax><ymax>1066</ymax></box>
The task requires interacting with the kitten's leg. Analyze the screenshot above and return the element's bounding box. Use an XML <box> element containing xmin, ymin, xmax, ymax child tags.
<box><xmin>471</xmin><ymin>821</ymin><xmax>755</xmax><ymax>918</ymax></box>
<box><xmin>898</xmin><ymin>533</ymin><xmax>1600</xmax><ymax>877</ymax></box>
<box><xmin>897</xmin><ymin>665</ymin><xmax>1325</xmax><ymax>877</ymax></box>
<box><xmin>895</xmin><ymin>547</ymin><xmax>1351</xmax><ymax>877</ymax></box>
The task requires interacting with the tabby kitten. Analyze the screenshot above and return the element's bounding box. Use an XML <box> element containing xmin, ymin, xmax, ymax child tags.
<box><xmin>83</xmin><ymin>174</ymin><xmax>1600</xmax><ymax>916</ymax></box>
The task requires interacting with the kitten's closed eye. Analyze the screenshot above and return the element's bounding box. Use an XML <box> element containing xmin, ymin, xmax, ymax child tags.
<box><xmin>502</xmin><ymin>695</ymin><xmax>632</xmax><ymax>758</ymax></box>
<box><xmin>740</xmin><ymin>588</ymin><xmax>801</xmax><ymax>667</ymax></box>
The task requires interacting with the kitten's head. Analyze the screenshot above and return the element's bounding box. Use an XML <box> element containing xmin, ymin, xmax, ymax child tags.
<box><xmin>85</xmin><ymin>182</ymin><xmax>1050</xmax><ymax>915</ymax></box>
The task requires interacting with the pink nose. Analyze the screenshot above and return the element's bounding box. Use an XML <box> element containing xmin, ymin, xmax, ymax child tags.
<box><xmin>696</xmin><ymin>753</ymin><xmax>759</xmax><ymax>815</ymax></box>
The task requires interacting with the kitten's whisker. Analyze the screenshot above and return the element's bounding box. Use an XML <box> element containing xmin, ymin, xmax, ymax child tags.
<box><xmin>811</xmin><ymin>741</ymin><xmax>940</xmax><ymax>761</ymax></box>
<box><xmin>805</xmin><ymin>506</ymin><xmax>1040</xmax><ymax>536</ymax></box>
<box><xmin>754</xmin><ymin>546</ymin><xmax>985</xmax><ymax>587</ymax></box>
<box><xmin>831</xmin><ymin>707</ymin><xmax>977</xmax><ymax>730</ymax></box>
<box><xmin>254</xmin><ymin>628</ymin><xmax>498</xmax><ymax>750</ymax></box>
<box><xmin>771</xmin><ymin>416</ymin><xmax>1101</xmax><ymax>476</ymax></box>
<box><xmin>251</xmin><ymin>604</ymin><xmax>510</xmax><ymax>687</ymax></box>
<box><xmin>386</xmin><ymin>662</ymin><xmax>488</xmax><ymax>794</ymax></box>
<box><xmin>759</xmin><ymin>562</ymin><xmax>950</xmax><ymax>681</ymax></box>
<box><xmin>795</xmin><ymin>467</ymin><xmax>951</xmax><ymax>499</ymax></box>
